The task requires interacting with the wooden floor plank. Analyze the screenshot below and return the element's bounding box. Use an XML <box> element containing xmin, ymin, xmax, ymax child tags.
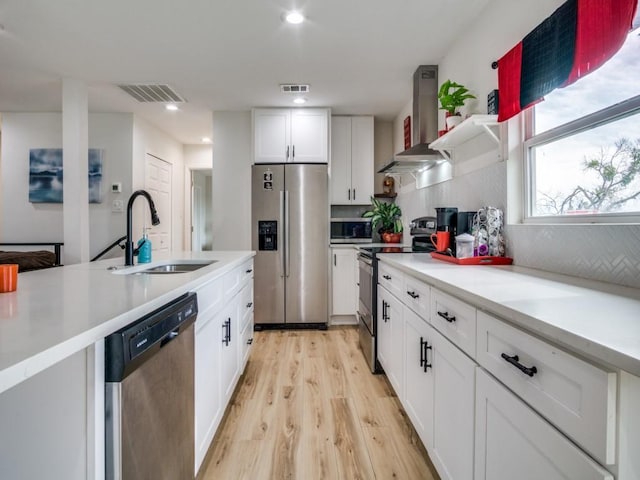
<box><xmin>199</xmin><ymin>327</ymin><xmax>439</xmax><ymax>480</ymax></box>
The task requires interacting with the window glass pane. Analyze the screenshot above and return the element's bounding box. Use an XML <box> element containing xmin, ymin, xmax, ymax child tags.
<box><xmin>534</xmin><ymin>24</ymin><xmax>640</xmax><ymax>134</ymax></box>
<box><xmin>531</xmin><ymin>113</ymin><xmax>640</xmax><ymax>216</ymax></box>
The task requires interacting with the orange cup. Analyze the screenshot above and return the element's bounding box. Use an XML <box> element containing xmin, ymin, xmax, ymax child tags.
<box><xmin>430</xmin><ymin>231</ymin><xmax>450</xmax><ymax>252</ymax></box>
<box><xmin>0</xmin><ymin>264</ymin><xmax>19</xmax><ymax>293</ymax></box>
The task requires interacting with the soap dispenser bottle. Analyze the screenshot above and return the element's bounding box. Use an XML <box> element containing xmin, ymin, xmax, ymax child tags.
<box><xmin>137</xmin><ymin>228</ymin><xmax>152</xmax><ymax>263</ymax></box>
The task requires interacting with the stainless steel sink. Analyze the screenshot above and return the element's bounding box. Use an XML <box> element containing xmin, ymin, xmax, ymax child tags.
<box><xmin>141</xmin><ymin>262</ymin><xmax>215</xmax><ymax>273</ymax></box>
<box><xmin>111</xmin><ymin>260</ymin><xmax>216</xmax><ymax>275</ymax></box>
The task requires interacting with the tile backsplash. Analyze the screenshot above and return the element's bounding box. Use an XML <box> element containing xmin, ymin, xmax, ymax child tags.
<box><xmin>397</xmin><ymin>162</ymin><xmax>640</xmax><ymax>289</ymax></box>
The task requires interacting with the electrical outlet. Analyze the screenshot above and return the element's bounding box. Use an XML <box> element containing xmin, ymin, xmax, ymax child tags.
<box><xmin>112</xmin><ymin>199</ymin><xmax>124</xmax><ymax>212</ymax></box>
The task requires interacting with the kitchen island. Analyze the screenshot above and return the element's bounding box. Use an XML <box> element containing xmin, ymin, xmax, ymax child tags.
<box><xmin>0</xmin><ymin>250</ymin><xmax>254</xmax><ymax>479</ymax></box>
<box><xmin>376</xmin><ymin>252</ymin><xmax>640</xmax><ymax>480</ymax></box>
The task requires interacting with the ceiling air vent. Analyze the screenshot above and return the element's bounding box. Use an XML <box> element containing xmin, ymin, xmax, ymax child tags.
<box><xmin>280</xmin><ymin>84</ymin><xmax>310</xmax><ymax>94</ymax></box>
<box><xmin>118</xmin><ymin>84</ymin><xmax>186</xmax><ymax>103</ymax></box>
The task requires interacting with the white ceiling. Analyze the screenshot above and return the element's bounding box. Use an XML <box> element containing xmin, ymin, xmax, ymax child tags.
<box><xmin>0</xmin><ymin>0</ymin><xmax>491</xmax><ymax>144</ymax></box>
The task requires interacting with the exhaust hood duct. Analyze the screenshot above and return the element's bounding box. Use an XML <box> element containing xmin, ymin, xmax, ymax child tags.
<box><xmin>379</xmin><ymin>65</ymin><xmax>446</xmax><ymax>174</ymax></box>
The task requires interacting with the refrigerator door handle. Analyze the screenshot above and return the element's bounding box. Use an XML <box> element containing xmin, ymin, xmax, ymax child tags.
<box><xmin>284</xmin><ymin>190</ymin><xmax>290</xmax><ymax>277</ymax></box>
<box><xmin>279</xmin><ymin>190</ymin><xmax>286</xmax><ymax>277</ymax></box>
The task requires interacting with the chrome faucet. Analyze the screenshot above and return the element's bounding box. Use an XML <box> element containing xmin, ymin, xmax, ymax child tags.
<box><xmin>125</xmin><ymin>190</ymin><xmax>160</xmax><ymax>266</ymax></box>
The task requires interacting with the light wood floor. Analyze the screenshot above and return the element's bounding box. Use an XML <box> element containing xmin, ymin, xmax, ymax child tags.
<box><xmin>198</xmin><ymin>326</ymin><xmax>439</xmax><ymax>480</ymax></box>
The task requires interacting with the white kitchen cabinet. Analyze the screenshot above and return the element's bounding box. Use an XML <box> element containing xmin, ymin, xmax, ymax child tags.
<box><xmin>331</xmin><ymin>247</ymin><xmax>358</xmax><ymax>316</ymax></box>
<box><xmin>330</xmin><ymin>116</ymin><xmax>374</xmax><ymax>204</ymax></box>
<box><xmin>194</xmin><ymin>260</ymin><xmax>253</xmax><ymax>475</ymax></box>
<box><xmin>403</xmin><ymin>307</ymin><xmax>434</xmax><ymax>448</ymax></box>
<box><xmin>403</xmin><ymin>302</ymin><xmax>475</xmax><ymax>480</ymax></box>
<box><xmin>475</xmin><ymin>368</ymin><xmax>613</xmax><ymax>480</ymax></box>
<box><xmin>377</xmin><ymin>284</ymin><xmax>404</xmax><ymax>398</ymax></box>
<box><xmin>253</xmin><ymin>108</ymin><xmax>329</xmax><ymax>164</ymax></box>
<box><xmin>430</xmin><ymin>322</ymin><xmax>475</xmax><ymax>480</ymax></box>
<box><xmin>194</xmin><ymin>307</ymin><xmax>223</xmax><ymax>472</ymax></box>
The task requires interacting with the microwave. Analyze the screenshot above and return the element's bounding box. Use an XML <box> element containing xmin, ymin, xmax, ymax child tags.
<box><xmin>330</xmin><ymin>218</ymin><xmax>372</xmax><ymax>243</ymax></box>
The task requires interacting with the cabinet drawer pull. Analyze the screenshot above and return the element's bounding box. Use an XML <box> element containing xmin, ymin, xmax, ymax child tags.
<box><xmin>382</xmin><ymin>300</ymin><xmax>388</xmax><ymax>322</ymax></box>
<box><xmin>420</xmin><ymin>337</ymin><xmax>432</xmax><ymax>372</ymax></box>
<box><xmin>437</xmin><ymin>310</ymin><xmax>456</xmax><ymax>323</ymax></box>
<box><xmin>382</xmin><ymin>274</ymin><xmax>391</xmax><ymax>280</ymax></box>
<box><xmin>247</xmin><ymin>338</ymin><xmax>253</xmax><ymax>345</ymax></box>
<box><xmin>501</xmin><ymin>353</ymin><xmax>538</xmax><ymax>377</ymax></box>
<box><xmin>245</xmin><ymin>268</ymin><xmax>253</xmax><ymax>274</ymax></box>
<box><xmin>246</xmin><ymin>302</ymin><xmax>253</xmax><ymax>308</ymax></box>
<box><xmin>406</xmin><ymin>290</ymin><xmax>419</xmax><ymax>299</ymax></box>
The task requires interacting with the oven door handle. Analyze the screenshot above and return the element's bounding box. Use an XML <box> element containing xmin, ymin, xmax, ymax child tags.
<box><xmin>358</xmin><ymin>253</ymin><xmax>373</xmax><ymax>266</ymax></box>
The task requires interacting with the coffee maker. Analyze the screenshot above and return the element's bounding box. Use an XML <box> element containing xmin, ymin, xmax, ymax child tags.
<box><xmin>434</xmin><ymin>208</ymin><xmax>476</xmax><ymax>255</ymax></box>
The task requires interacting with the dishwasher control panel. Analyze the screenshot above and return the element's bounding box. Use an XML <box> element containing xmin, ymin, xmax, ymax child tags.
<box><xmin>105</xmin><ymin>292</ymin><xmax>198</xmax><ymax>382</ymax></box>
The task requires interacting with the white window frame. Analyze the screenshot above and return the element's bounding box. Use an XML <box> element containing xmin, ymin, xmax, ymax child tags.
<box><xmin>523</xmin><ymin>94</ymin><xmax>640</xmax><ymax>224</ymax></box>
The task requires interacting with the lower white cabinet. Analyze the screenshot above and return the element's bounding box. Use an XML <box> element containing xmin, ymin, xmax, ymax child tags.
<box><xmin>331</xmin><ymin>247</ymin><xmax>358</xmax><ymax>316</ymax></box>
<box><xmin>403</xmin><ymin>307</ymin><xmax>434</xmax><ymax>447</ymax></box>
<box><xmin>194</xmin><ymin>260</ymin><xmax>253</xmax><ymax>474</ymax></box>
<box><xmin>194</xmin><ymin>309</ymin><xmax>223</xmax><ymax>471</ymax></box>
<box><xmin>430</xmin><ymin>322</ymin><xmax>475</xmax><ymax>480</ymax></box>
<box><xmin>404</xmin><ymin>306</ymin><xmax>475</xmax><ymax>480</ymax></box>
<box><xmin>475</xmin><ymin>368</ymin><xmax>613</xmax><ymax>480</ymax></box>
<box><xmin>377</xmin><ymin>285</ymin><xmax>404</xmax><ymax>397</ymax></box>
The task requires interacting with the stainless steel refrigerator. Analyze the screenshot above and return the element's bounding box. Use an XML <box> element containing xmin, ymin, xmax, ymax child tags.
<box><xmin>252</xmin><ymin>164</ymin><xmax>328</xmax><ymax>326</ymax></box>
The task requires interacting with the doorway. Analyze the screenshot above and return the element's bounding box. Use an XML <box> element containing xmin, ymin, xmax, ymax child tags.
<box><xmin>191</xmin><ymin>169</ymin><xmax>212</xmax><ymax>251</ymax></box>
<box><xmin>145</xmin><ymin>153</ymin><xmax>172</xmax><ymax>253</ymax></box>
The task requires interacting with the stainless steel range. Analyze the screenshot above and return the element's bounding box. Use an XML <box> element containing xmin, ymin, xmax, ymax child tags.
<box><xmin>357</xmin><ymin>216</ymin><xmax>437</xmax><ymax>373</ymax></box>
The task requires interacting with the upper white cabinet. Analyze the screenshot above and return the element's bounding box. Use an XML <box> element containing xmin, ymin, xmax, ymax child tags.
<box><xmin>330</xmin><ymin>116</ymin><xmax>374</xmax><ymax>204</ymax></box>
<box><xmin>253</xmin><ymin>108</ymin><xmax>329</xmax><ymax>164</ymax></box>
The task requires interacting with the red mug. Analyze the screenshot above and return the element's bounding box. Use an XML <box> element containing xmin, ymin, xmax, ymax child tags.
<box><xmin>430</xmin><ymin>231</ymin><xmax>450</xmax><ymax>252</ymax></box>
<box><xmin>0</xmin><ymin>264</ymin><xmax>18</xmax><ymax>293</ymax></box>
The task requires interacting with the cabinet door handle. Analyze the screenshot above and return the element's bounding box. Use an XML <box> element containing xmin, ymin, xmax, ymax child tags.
<box><xmin>406</xmin><ymin>290</ymin><xmax>419</xmax><ymax>299</ymax></box>
<box><xmin>247</xmin><ymin>338</ymin><xmax>253</xmax><ymax>345</ymax></box>
<box><xmin>286</xmin><ymin>145</ymin><xmax>290</xmax><ymax>161</ymax></box>
<box><xmin>334</xmin><ymin>253</ymin><xmax>337</xmax><ymax>266</ymax></box>
<box><xmin>437</xmin><ymin>310</ymin><xmax>456</xmax><ymax>323</ymax></box>
<box><xmin>246</xmin><ymin>302</ymin><xmax>253</xmax><ymax>308</ymax></box>
<box><xmin>353</xmin><ymin>188</ymin><xmax>356</xmax><ymax>200</ymax></box>
<box><xmin>348</xmin><ymin>189</ymin><xmax>351</xmax><ymax>200</ymax></box>
<box><xmin>382</xmin><ymin>274</ymin><xmax>391</xmax><ymax>280</ymax></box>
<box><xmin>381</xmin><ymin>300</ymin><xmax>387</xmax><ymax>322</ymax></box>
<box><xmin>245</xmin><ymin>268</ymin><xmax>253</xmax><ymax>274</ymax></box>
<box><xmin>501</xmin><ymin>353</ymin><xmax>538</xmax><ymax>377</ymax></box>
<box><xmin>228</xmin><ymin>318</ymin><xmax>232</xmax><ymax>343</ymax></box>
<box><xmin>292</xmin><ymin>145</ymin><xmax>295</xmax><ymax>159</ymax></box>
<box><xmin>222</xmin><ymin>321</ymin><xmax>229</xmax><ymax>346</ymax></box>
<box><xmin>420</xmin><ymin>337</ymin><xmax>432</xmax><ymax>372</ymax></box>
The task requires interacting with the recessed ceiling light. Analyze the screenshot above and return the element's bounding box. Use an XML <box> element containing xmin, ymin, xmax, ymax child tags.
<box><xmin>202</xmin><ymin>137</ymin><xmax>212</xmax><ymax>143</ymax></box>
<box><xmin>284</xmin><ymin>11</ymin><xmax>304</xmax><ymax>24</ymax></box>
<box><xmin>293</xmin><ymin>97</ymin><xmax>307</xmax><ymax>105</ymax></box>
<box><xmin>165</xmin><ymin>104</ymin><xmax>179</xmax><ymax>111</ymax></box>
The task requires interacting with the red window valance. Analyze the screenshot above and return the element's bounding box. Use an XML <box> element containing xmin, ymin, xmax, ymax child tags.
<box><xmin>497</xmin><ymin>0</ymin><xmax>638</xmax><ymax>122</ymax></box>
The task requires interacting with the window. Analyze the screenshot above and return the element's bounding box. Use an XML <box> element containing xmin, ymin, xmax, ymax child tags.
<box><xmin>525</xmin><ymin>20</ymin><xmax>640</xmax><ymax>221</ymax></box>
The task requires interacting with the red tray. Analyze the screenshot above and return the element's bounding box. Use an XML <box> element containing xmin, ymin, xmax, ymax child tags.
<box><xmin>430</xmin><ymin>252</ymin><xmax>513</xmax><ymax>265</ymax></box>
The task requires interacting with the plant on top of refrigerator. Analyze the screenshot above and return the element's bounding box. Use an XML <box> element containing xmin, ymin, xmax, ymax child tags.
<box><xmin>362</xmin><ymin>197</ymin><xmax>403</xmax><ymax>233</ymax></box>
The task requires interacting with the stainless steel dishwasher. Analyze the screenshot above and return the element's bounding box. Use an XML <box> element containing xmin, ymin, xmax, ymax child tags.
<box><xmin>105</xmin><ymin>292</ymin><xmax>198</xmax><ymax>480</ymax></box>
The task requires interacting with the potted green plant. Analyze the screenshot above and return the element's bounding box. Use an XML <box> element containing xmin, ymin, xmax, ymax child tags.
<box><xmin>362</xmin><ymin>197</ymin><xmax>403</xmax><ymax>243</ymax></box>
<box><xmin>438</xmin><ymin>79</ymin><xmax>476</xmax><ymax>130</ymax></box>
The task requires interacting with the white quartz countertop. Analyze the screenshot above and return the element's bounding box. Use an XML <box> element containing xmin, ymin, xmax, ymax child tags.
<box><xmin>378</xmin><ymin>254</ymin><xmax>640</xmax><ymax>376</ymax></box>
<box><xmin>0</xmin><ymin>250</ymin><xmax>254</xmax><ymax>394</ymax></box>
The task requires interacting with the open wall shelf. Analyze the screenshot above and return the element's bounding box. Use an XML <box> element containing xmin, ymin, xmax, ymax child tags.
<box><xmin>429</xmin><ymin>114</ymin><xmax>499</xmax><ymax>161</ymax></box>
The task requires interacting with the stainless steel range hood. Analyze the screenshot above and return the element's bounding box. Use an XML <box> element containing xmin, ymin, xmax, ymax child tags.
<box><xmin>379</xmin><ymin>65</ymin><xmax>446</xmax><ymax>174</ymax></box>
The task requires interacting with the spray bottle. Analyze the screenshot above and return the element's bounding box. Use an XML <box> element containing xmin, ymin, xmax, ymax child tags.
<box><xmin>137</xmin><ymin>227</ymin><xmax>152</xmax><ymax>263</ymax></box>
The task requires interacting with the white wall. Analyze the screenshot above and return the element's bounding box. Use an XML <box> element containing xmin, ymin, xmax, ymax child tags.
<box><xmin>393</xmin><ymin>0</ymin><xmax>640</xmax><ymax>288</ymax></box>
<box><xmin>211</xmin><ymin>111</ymin><xmax>252</xmax><ymax>250</ymax></box>
<box><xmin>373</xmin><ymin>119</ymin><xmax>393</xmax><ymax>195</ymax></box>
<box><xmin>0</xmin><ymin>113</ymin><xmax>134</xmax><ymax>258</ymax></box>
<box><xmin>132</xmin><ymin>116</ymin><xmax>185</xmax><ymax>252</ymax></box>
